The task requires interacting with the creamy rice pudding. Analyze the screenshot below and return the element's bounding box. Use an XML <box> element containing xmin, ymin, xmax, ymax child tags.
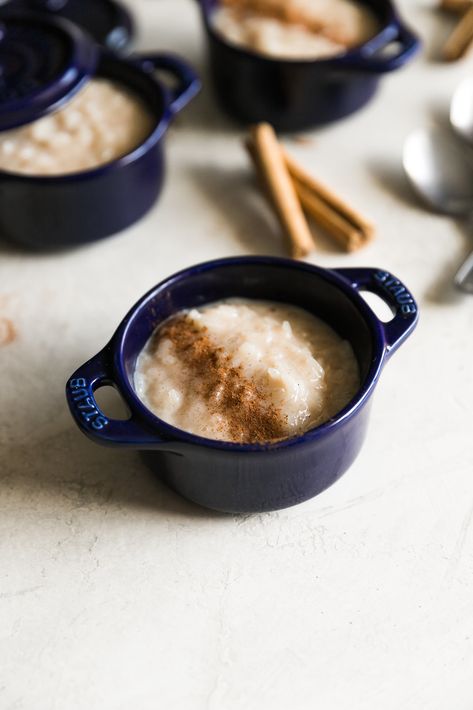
<box><xmin>212</xmin><ymin>0</ymin><xmax>379</xmax><ymax>60</ymax></box>
<box><xmin>134</xmin><ymin>299</ymin><xmax>360</xmax><ymax>444</ymax></box>
<box><xmin>0</xmin><ymin>79</ymin><xmax>155</xmax><ymax>176</ymax></box>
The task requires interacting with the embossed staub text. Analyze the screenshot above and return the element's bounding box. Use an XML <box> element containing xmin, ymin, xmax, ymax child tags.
<box><xmin>374</xmin><ymin>271</ymin><xmax>417</xmax><ymax>316</ymax></box>
<box><xmin>68</xmin><ymin>378</ymin><xmax>109</xmax><ymax>430</ymax></box>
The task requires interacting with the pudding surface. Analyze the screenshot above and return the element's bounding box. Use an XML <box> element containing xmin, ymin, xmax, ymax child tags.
<box><xmin>134</xmin><ymin>299</ymin><xmax>360</xmax><ymax>444</ymax></box>
<box><xmin>0</xmin><ymin>79</ymin><xmax>155</xmax><ymax>176</ymax></box>
<box><xmin>212</xmin><ymin>0</ymin><xmax>380</xmax><ymax>60</ymax></box>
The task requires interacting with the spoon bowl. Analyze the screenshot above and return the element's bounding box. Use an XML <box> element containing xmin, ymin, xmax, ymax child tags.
<box><xmin>450</xmin><ymin>80</ymin><xmax>473</xmax><ymax>292</ymax></box>
<box><xmin>450</xmin><ymin>77</ymin><xmax>473</xmax><ymax>146</ymax></box>
<box><xmin>403</xmin><ymin>126</ymin><xmax>473</xmax><ymax>216</ymax></box>
<box><xmin>403</xmin><ymin>125</ymin><xmax>473</xmax><ymax>294</ymax></box>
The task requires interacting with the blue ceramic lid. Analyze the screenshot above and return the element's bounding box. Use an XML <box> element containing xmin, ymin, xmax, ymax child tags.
<box><xmin>2</xmin><ymin>0</ymin><xmax>134</xmax><ymax>52</ymax></box>
<box><xmin>0</xmin><ymin>11</ymin><xmax>98</xmax><ymax>131</ymax></box>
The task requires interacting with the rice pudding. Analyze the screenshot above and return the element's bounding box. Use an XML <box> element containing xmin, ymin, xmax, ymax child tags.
<box><xmin>0</xmin><ymin>79</ymin><xmax>155</xmax><ymax>176</ymax></box>
<box><xmin>134</xmin><ymin>299</ymin><xmax>360</xmax><ymax>444</ymax></box>
<box><xmin>212</xmin><ymin>0</ymin><xmax>379</xmax><ymax>60</ymax></box>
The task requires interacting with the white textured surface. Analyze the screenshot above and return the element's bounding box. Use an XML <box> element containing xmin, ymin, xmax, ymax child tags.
<box><xmin>0</xmin><ymin>1</ymin><xmax>472</xmax><ymax>708</ymax></box>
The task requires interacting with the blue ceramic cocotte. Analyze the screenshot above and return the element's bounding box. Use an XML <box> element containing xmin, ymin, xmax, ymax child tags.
<box><xmin>0</xmin><ymin>12</ymin><xmax>201</xmax><ymax>249</ymax></box>
<box><xmin>66</xmin><ymin>257</ymin><xmax>418</xmax><ymax>514</ymax></box>
<box><xmin>3</xmin><ymin>0</ymin><xmax>136</xmax><ymax>53</ymax></box>
<box><xmin>197</xmin><ymin>0</ymin><xmax>420</xmax><ymax>131</ymax></box>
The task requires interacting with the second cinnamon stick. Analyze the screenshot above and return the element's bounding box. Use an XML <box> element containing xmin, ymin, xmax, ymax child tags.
<box><xmin>443</xmin><ymin>5</ymin><xmax>473</xmax><ymax>60</ymax></box>
<box><xmin>295</xmin><ymin>183</ymin><xmax>366</xmax><ymax>252</ymax></box>
<box><xmin>440</xmin><ymin>0</ymin><xmax>472</xmax><ymax>14</ymax></box>
<box><xmin>282</xmin><ymin>147</ymin><xmax>375</xmax><ymax>241</ymax></box>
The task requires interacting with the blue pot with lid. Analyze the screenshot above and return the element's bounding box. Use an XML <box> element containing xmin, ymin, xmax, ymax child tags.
<box><xmin>0</xmin><ymin>10</ymin><xmax>201</xmax><ymax>250</ymax></box>
<box><xmin>1</xmin><ymin>0</ymin><xmax>135</xmax><ymax>53</ymax></box>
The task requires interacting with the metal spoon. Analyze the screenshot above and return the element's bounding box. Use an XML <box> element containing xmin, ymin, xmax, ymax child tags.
<box><xmin>403</xmin><ymin>125</ymin><xmax>473</xmax><ymax>293</ymax></box>
<box><xmin>449</xmin><ymin>78</ymin><xmax>473</xmax><ymax>292</ymax></box>
<box><xmin>450</xmin><ymin>77</ymin><xmax>473</xmax><ymax>146</ymax></box>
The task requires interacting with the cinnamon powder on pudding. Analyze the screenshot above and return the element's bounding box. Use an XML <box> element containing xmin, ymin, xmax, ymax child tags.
<box><xmin>154</xmin><ymin>315</ymin><xmax>287</xmax><ymax>443</ymax></box>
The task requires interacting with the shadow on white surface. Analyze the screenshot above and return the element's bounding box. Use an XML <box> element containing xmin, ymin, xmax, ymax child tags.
<box><xmin>190</xmin><ymin>164</ymin><xmax>344</xmax><ymax>256</ymax></box>
<box><xmin>367</xmin><ymin>157</ymin><xmax>424</xmax><ymax>211</ymax></box>
<box><xmin>175</xmin><ymin>77</ymin><xmax>240</xmax><ymax>135</ymax></box>
<box><xmin>190</xmin><ymin>164</ymin><xmax>284</xmax><ymax>255</ymax></box>
<box><xmin>0</xmin><ymin>425</ymin><xmax>224</xmax><ymax>521</ymax></box>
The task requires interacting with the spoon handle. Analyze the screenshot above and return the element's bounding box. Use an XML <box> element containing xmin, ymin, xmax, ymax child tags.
<box><xmin>454</xmin><ymin>251</ymin><xmax>473</xmax><ymax>293</ymax></box>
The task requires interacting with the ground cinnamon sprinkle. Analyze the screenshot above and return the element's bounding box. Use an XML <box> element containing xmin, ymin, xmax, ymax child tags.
<box><xmin>154</xmin><ymin>314</ymin><xmax>287</xmax><ymax>443</ymax></box>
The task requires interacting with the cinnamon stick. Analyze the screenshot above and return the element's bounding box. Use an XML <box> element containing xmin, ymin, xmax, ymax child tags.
<box><xmin>295</xmin><ymin>183</ymin><xmax>366</xmax><ymax>252</ymax></box>
<box><xmin>440</xmin><ymin>0</ymin><xmax>472</xmax><ymax>13</ymax></box>
<box><xmin>281</xmin><ymin>147</ymin><xmax>375</xmax><ymax>241</ymax></box>
<box><xmin>249</xmin><ymin>123</ymin><xmax>315</xmax><ymax>258</ymax></box>
<box><xmin>443</xmin><ymin>5</ymin><xmax>473</xmax><ymax>60</ymax></box>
